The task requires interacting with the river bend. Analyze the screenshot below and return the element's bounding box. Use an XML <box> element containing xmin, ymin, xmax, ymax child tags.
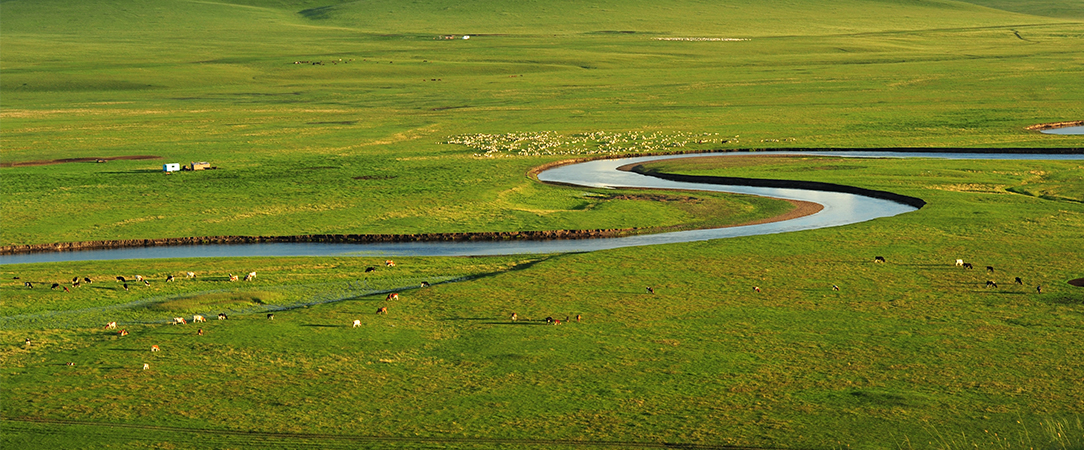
<box><xmin>3</xmin><ymin>152</ymin><xmax>1080</xmax><ymax>264</ymax></box>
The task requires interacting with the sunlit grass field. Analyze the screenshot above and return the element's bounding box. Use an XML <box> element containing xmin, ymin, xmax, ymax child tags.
<box><xmin>2</xmin><ymin>0</ymin><xmax>1083</xmax><ymax>448</ymax></box>
<box><xmin>3</xmin><ymin>0</ymin><xmax>1083</xmax><ymax>246</ymax></box>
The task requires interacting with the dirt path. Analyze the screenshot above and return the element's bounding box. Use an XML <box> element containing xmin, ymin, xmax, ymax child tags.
<box><xmin>0</xmin><ymin>155</ymin><xmax>161</xmax><ymax>168</ymax></box>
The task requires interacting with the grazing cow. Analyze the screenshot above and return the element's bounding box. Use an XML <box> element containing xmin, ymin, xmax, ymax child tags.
<box><xmin>386</xmin><ymin>293</ymin><xmax>399</xmax><ymax>301</ymax></box>
<box><xmin>229</xmin><ymin>274</ymin><xmax>239</xmax><ymax>282</ymax></box>
<box><xmin>545</xmin><ymin>316</ymin><xmax>554</xmax><ymax>324</ymax></box>
<box><xmin>267</xmin><ymin>313</ymin><xmax>275</xmax><ymax>320</ymax></box>
<box><xmin>376</xmin><ymin>307</ymin><xmax>388</xmax><ymax>315</ymax></box>
<box><xmin>186</xmin><ymin>272</ymin><xmax>195</xmax><ymax>278</ymax></box>
<box><xmin>51</xmin><ymin>283</ymin><xmax>60</xmax><ymax>290</ymax></box>
<box><xmin>986</xmin><ymin>280</ymin><xmax>998</xmax><ymax>288</ymax></box>
<box><xmin>119</xmin><ymin>329</ymin><xmax>128</xmax><ymax>336</ymax></box>
<box><xmin>135</xmin><ymin>275</ymin><xmax>143</xmax><ymax>281</ymax></box>
<box><xmin>193</xmin><ymin>315</ymin><xmax>206</xmax><ymax>323</ymax></box>
<box><xmin>1015</xmin><ymin>277</ymin><xmax>1023</xmax><ymax>285</ymax></box>
<box><xmin>143</xmin><ymin>363</ymin><xmax>149</xmax><ymax>370</ymax></box>
<box><xmin>833</xmin><ymin>285</ymin><xmax>840</xmax><ymax>291</ymax></box>
<box><xmin>173</xmin><ymin>317</ymin><xmax>187</xmax><ymax>325</ymax></box>
<box><xmin>353</xmin><ymin>319</ymin><xmax>362</xmax><ymax>328</ymax></box>
<box><xmin>67</xmin><ymin>362</ymin><xmax>74</xmax><ymax>366</ymax></box>
<box><xmin>244</xmin><ymin>271</ymin><xmax>256</xmax><ymax>281</ymax></box>
<box><xmin>116</xmin><ymin>276</ymin><xmax>126</xmax><ymax>282</ymax></box>
<box><xmin>510</xmin><ymin>312</ymin><xmax>518</xmax><ymax>321</ymax></box>
<box><xmin>874</xmin><ymin>256</ymin><xmax>886</xmax><ymax>263</ymax></box>
<box><xmin>143</xmin><ymin>280</ymin><xmax>150</xmax><ymax>286</ymax></box>
<box><xmin>421</xmin><ymin>281</ymin><xmax>430</xmax><ymax>288</ymax></box>
<box><xmin>576</xmin><ymin>314</ymin><xmax>582</xmax><ymax>322</ymax></box>
<box><xmin>72</xmin><ymin>277</ymin><xmax>79</xmax><ymax>284</ymax></box>
<box><xmin>84</xmin><ymin>277</ymin><xmax>92</xmax><ymax>284</ymax></box>
<box><xmin>24</xmin><ymin>338</ymin><xmax>31</xmax><ymax>346</ymax></box>
<box><xmin>987</xmin><ymin>266</ymin><xmax>995</xmax><ymax>273</ymax></box>
<box><xmin>72</xmin><ymin>280</ymin><xmax>80</xmax><ymax>288</ymax></box>
<box><xmin>151</xmin><ymin>345</ymin><xmax>160</xmax><ymax>352</ymax></box>
<box><xmin>385</xmin><ymin>260</ymin><xmax>395</xmax><ymax>267</ymax></box>
<box><xmin>365</xmin><ymin>267</ymin><xmax>376</xmax><ymax>273</ymax></box>
<box><xmin>106</xmin><ymin>321</ymin><xmax>117</xmax><ymax>330</ymax></box>
<box><xmin>218</xmin><ymin>313</ymin><xmax>228</xmax><ymax>320</ymax></box>
<box><xmin>753</xmin><ymin>286</ymin><xmax>761</xmax><ymax>293</ymax></box>
<box><xmin>24</xmin><ymin>282</ymin><xmax>33</xmax><ymax>289</ymax></box>
<box><xmin>1036</xmin><ymin>285</ymin><xmax>1043</xmax><ymax>293</ymax></box>
<box><xmin>197</xmin><ymin>328</ymin><xmax>204</xmax><ymax>336</ymax></box>
<box><xmin>963</xmin><ymin>263</ymin><xmax>973</xmax><ymax>270</ymax></box>
<box><xmin>166</xmin><ymin>275</ymin><xmax>175</xmax><ymax>282</ymax></box>
<box><xmin>123</xmin><ymin>283</ymin><xmax>129</xmax><ymax>291</ymax></box>
<box><xmin>956</xmin><ymin>259</ymin><xmax>964</xmax><ymax>266</ymax></box>
<box><xmin>646</xmin><ymin>287</ymin><xmax>654</xmax><ymax>294</ymax></box>
<box><xmin>63</xmin><ymin>286</ymin><xmax>70</xmax><ymax>293</ymax></box>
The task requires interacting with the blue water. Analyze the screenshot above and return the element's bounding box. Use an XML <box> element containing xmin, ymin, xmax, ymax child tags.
<box><xmin>2</xmin><ymin>151</ymin><xmax>1080</xmax><ymax>264</ymax></box>
<box><xmin>1040</xmin><ymin>126</ymin><xmax>1084</xmax><ymax>135</ymax></box>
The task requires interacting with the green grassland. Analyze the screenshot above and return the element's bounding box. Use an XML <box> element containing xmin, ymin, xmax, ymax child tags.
<box><xmin>2</xmin><ymin>156</ymin><xmax>1084</xmax><ymax>449</ymax></box>
<box><xmin>3</xmin><ymin>0</ymin><xmax>1083</xmax><ymax>245</ymax></box>
<box><xmin>2</xmin><ymin>0</ymin><xmax>1084</xmax><ymax>448</ymax></box>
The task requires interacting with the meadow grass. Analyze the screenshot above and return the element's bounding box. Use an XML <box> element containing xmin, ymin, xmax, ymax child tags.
<box><xmin>3</xmin><ymin>158</ymin><xmax>1083</xmax><ymax>449</ymax></box>
<box><xmin>2</xmin><ymin>0</ymin><xmax>1084</xmax><ymax>448</ymax></box>
<box><xmin>3</xmin><ymin>0</ymin><xmax>1083</xmax><ymax>246</ymax></box>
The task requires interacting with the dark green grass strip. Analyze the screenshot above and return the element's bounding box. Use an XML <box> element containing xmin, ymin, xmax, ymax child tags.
<box><xmin>2</xmin><ymin>417</ymin><xmax>791</xmax><ymax>450</ymax></box>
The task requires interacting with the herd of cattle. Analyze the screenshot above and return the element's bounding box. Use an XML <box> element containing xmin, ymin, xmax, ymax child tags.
<box><xmin>18</xmin><ymin>255</ymin><xmax>1048</xmax><ymax>369</ymax></box>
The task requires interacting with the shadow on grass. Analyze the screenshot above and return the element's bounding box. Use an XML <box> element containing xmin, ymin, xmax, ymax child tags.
<box><xmin>439</xmin><ymin>317</ymin><xmax>558</xmax><ymax>326</ymax></box>
<box><xmin>1046</xmin><ymin>296</ymin><xmax>1084</xmax><ymax>305</ymax></box>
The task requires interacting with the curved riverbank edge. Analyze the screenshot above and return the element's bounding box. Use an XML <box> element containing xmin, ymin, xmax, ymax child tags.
<box><xmin>622</xmin><ymin>163</ymin><xmax>927</xmax><ymax>209</ymax></box>
<box><xmin>0</xmin><ymin>230</ymin><xmax>637</xmax><ymax>256</ymax></box>
<box><xmin>1026</xmin><ymin>121</ymin><xmax>1084</xmax><ymax>132</ymax></box>
<box><xmin>524</xmin><ymin>147</ymin><xmax>1083</xmax><ymax>180</ymax></box>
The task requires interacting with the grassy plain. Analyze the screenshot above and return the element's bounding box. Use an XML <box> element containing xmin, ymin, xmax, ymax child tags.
<box><xmin>3</xmin><ymin>0</ymin><xmax>1084</xmax><ymax>245</ymax></box>
<box><xmin>2</xmin><ymin>0</ymin><xmax>1084</xmax><ymax>448</ymax></box>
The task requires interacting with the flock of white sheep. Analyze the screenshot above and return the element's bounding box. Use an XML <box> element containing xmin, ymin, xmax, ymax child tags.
<box><xmin>443</xmin><ymin>130</ymin><xmax>741</xmax><ymax>157</ymax></box>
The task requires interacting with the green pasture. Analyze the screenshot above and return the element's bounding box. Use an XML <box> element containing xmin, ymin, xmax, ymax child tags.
<box><xmin>2</xmin><ymin>0</ymin><xmax>1084</xmax><ymax>448</ymax></box>
<box><xmin>3</xmin><ymin>156</ymin><xmax>1084</xmax><ymax>449</ymax></box>
<box><xmin>2</xmin><ymin>0</ymin><xmax>1083</xmax><ymax>246</ymax></box>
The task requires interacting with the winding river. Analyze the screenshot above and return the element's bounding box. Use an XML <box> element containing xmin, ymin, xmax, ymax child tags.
<box><xmin>3</xmin><ymin>151</ymin><xmax>1081</xmax><ymax>265</ymax></box>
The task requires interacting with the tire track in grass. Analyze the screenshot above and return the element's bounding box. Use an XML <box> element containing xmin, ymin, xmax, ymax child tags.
<box><xmin>3</xmin><ymin>417</ymin><xmax>793</xmax><ymax>449</ymax></box>
<box><xmin>0</xmin><ymin>276</ymin><xmax>465</xmax><ymax>331</ymax></box>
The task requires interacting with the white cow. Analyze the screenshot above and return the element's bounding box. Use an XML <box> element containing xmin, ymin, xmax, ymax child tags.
<box><xmin>173</xmin><ymin>317</ymin><xmax>187</xmax><ymax>325</ymax></box>
<box><xmin>352</xmin><ymin>320</ymin><xmax>361</xmax><ymax>328</ymax></box>
<box><xmin>956</xmin><ymin>259</ymin><xmax>964</xmax><ymax>266</ymax></box>
<box><xmin>106</xmin><ymin>321</ymin><xmax>117</xmax><ymax>330</ymax></box>
<box><xmin>192</xmin><ymin>315</ymin><xmax>206</xmax><ymax>323</ymax></box>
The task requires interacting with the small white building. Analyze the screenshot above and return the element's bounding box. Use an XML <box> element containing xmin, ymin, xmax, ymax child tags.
<box><xmin>164</xmin><ymin>163</ymin><xmax>180</xmax><ymax>172</ymax></box>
